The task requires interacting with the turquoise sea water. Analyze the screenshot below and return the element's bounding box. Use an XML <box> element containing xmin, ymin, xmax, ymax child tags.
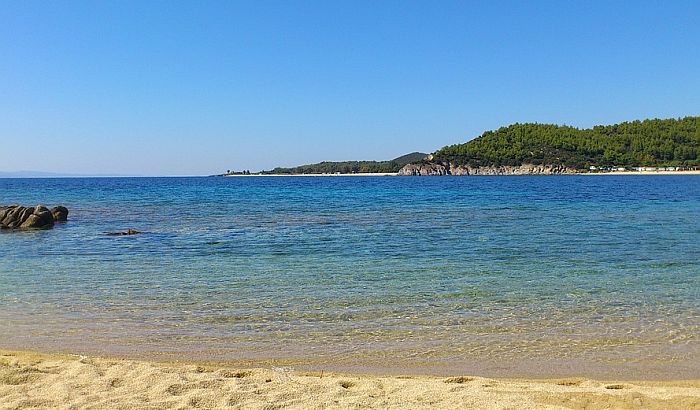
<box><xmin>1</xmin><ymin>176</ymin><xmax>698</xmax><ymax>379</ymax></box>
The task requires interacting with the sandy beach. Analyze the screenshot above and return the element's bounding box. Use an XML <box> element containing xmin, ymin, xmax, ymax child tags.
<box><xmin>1</xmin><ymin>350</ymin><xmax>698</xmax><ymax>409</ymax></box>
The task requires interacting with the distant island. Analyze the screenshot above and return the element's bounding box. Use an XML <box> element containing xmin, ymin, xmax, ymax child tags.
<box><xmin>222</xmin><ymin>116</ymin><xmax>700</xmax><ymax>176</ymax></box>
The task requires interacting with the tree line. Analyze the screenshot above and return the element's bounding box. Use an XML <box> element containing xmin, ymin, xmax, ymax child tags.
<box><xmin>264</xmin><ymin>160</ymin><xmax>403</xmax><ymax>174</ymax></box>
<box><xmin>432</xmin><ymin>117</ymin><xmax>700</xmax><ymax>169</ymax></box>
<box><xmin>263</xmin><ymin>152</ymin><xmax>427</xmax><ymax>174</ymax></box>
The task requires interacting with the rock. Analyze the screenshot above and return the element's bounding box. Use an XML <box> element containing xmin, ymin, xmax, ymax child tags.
<box><xmin>397</xmin><ymin>163</ymin><xmax>449</xmax><ymax>176</ymax></box>
<box><xmin>20</xmin><ymin>206</ymin><xmax>54</xmax><ymax>228</ymax></box>
<box><xmin>0</xmin><ymin>204</ymin><xmax>66</xmax><ymax>229</ymax></box>
<box><xmin>106</xmin><ymin>229</ymin><xmax>142</xmax><ymax>236</ymax></box>
<box><xmin>398</xmin><ymin>162</ymin><xmax>577</xmax><ymax>176</ymax></box>
<box><xmin>18</xmin><ymin>214</ymin><xmax>43</xmax><ymax>228</ymax></box>
<box><xmin>51</xmin><ymin>206</ymin><xmax>69</xmax><ymax>222</ymax></box>
<box><xmin>1</xmin><ymin>206</ymin><xmax>26</xmax><ymax>228</ymax></box>
<box><xmin>451</xmin><ymin>163</ymin><xmax>577</xmax><ymax>175</ymax></box>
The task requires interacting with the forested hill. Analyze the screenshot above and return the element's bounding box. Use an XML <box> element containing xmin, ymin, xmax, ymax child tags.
<box><xmin>263</xmin><ymin>152</ymin><xmax>427</xmax><ymax>174</ymax></box>
<box><xmin>432</xmin><ymin>117</ymin><xmax>700</xmax><ymax>169</ymax></box>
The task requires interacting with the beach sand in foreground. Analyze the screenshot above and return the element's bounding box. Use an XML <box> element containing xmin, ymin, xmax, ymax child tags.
<box><xmin>1</xmin><ymin>350</ymin><xmax>698</xmax><ymax>409</ymax></box>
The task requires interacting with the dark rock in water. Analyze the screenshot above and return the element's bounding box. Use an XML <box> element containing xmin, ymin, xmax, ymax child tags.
<box><xmin>106</xmin><ymin>229</ymin><xmax>142</xmax><ymax>236</ymax></box>
<box><xmin>0</xmin><ymin>204</ymin><xmax>67</xmax><ymax>229</ymax></box>
<box><xmin>51</xmin><ymin>206</ymin><xmax>69</xmax><ymax>222</ymax></box>
<box><xmin>20</xmin><ymin>206</ymin><xmax>53</xmax><ymax>228</ymax></box>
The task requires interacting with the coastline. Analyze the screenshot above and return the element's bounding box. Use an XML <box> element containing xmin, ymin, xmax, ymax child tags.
<box><xmin>224</xmin><ymin>172</ymin><xmax>399</xmax><ymax>177</ymax></box>
<box><xmin>580</xmin><ymin>170</ymin><xmax>700</xmax><ymax>176</ymax></box>
<box><xmin>222</xmin><ymin>170</ymin><xmax>700</xmax><ymax>177</ymax></box>
<box><xmin>1</xmin><ymin>350</ymin><xmax>698</xmax><ymax>409</ymax></box>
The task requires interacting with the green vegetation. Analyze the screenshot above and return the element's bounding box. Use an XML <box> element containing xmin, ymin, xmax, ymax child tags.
<box><xmin>432</xmin><ymin>117</ymin><xmax>700</xmax><ymax>169</ymax></box>
<box><xmin>264</xmin><ymin>152</ymin><xmax>427</xmax><ymax>174</ymax></box>
<box><xmin>390</xmin><ymin>152</ymin><xmax>429</xmax><ymax>165</ymax></box>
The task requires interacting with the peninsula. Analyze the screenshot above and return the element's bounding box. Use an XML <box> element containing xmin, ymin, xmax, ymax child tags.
<box><xmin>221</xmin><ymin>152</ymin><xmax>427</xmax><ymax>176</ymax></box>
<box><xmin>227</xmin><ymin>116</ymin><xmax>700</xmax><ymax>176</ymax></box>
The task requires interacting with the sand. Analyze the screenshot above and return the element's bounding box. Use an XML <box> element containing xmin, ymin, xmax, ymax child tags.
<box><xmin>1</xmin><ymin>350</ymin><xmax>698</xmax><ymax>409</ymax></box>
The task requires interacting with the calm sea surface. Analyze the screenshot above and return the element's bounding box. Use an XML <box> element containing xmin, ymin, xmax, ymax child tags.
<box><xmin>1</xmin><ymin>176</ymin><xmax>698</xmax><ymax>379</ymax></box>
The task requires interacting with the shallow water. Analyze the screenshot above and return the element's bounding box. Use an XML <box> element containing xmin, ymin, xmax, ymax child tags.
<box><xmin>1</xmin><ymin>176</ymin><xmax>698</xmax><ymax>379</ymax></box>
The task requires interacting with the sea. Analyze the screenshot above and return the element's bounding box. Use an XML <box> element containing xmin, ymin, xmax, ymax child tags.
<box><xmin>1</xmin><ymin>175</ymin><xmax>698</xmax><ymax>379</ymax></box>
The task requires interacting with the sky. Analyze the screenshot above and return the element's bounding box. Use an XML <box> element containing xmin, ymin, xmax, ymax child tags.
<box><xmin>1</xmin><ymin>1</ymin><xmax>699</xmax><ymax>176</ymax></box>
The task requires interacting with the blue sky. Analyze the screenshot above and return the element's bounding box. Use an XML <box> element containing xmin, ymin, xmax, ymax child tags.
<box><xmin>1</xmin><ymin>1</ymin><xmax>699</xmax><ymax>175</ymax></box>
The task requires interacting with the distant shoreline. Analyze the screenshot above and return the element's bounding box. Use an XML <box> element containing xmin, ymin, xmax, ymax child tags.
<box><xmin>579</xmin><ymin>170</ymin><xmax>700</xmax><ymax>175</ymax></box>
<box><xmin>224</xmin><ymin>172</ymin><xmax>400</xmax><ymax>177</ymax></box>
<box><xmin>223</xmin><ymin>170</ymin><xmax>700</xmax><ymax>177</ymax></box>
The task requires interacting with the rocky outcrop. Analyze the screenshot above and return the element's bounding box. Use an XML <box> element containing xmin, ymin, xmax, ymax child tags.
<box><xmin>398</xmin><ymin>162</ymin><xmax>577</xmax><ymax>176</ymax></box>
<box><xmin>450</xmin><ymin>164</ymin><xmax>577</xmax><ymax>175</ymax></box>
<box><xmin>0</xmin><ymin>205</ymin><xmax>69</xmax><ymax>229</ymax></box>
<box><xmin>397</xmin><ymin>163</ymin><xmax>449</xmax><ymax>176</ymax></box>
<box><xmin>51</xmin><ymin>206</ymin><xmax>69</xmax><ymax>222</ymax></box>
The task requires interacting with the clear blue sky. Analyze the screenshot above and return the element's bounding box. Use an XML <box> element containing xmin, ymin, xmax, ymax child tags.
<box><xmin>2</xmin><ymin>1</ymin><xmax>699</xmax><ymax>175</ymax></box>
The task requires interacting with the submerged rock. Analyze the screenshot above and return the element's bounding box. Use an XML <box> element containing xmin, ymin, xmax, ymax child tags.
<box><xmin>106</xmin><ymin>229</ymin><xmax>142</xmax><ymax>236</ymax></box>
<box><xmin>0</xmin><ymin>205</ymin><xmax>67</xmax><ymax>229</ymax></box>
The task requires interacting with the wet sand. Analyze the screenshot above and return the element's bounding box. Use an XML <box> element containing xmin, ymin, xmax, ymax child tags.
<box><xmin>1</xmin><ymin>350</ymin><xmax>698</xmax><ymax>409</ymax></box>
